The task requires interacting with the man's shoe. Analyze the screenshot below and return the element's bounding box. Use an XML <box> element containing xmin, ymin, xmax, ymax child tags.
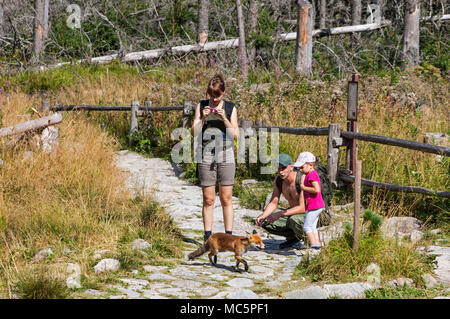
<box><xmin>279</xmin><ymin>238</ymin><xmax>300</xmax><ymax>249</ymax></box>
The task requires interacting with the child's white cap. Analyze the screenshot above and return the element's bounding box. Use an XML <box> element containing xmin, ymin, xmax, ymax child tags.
<box><xmin>294</xmin><ymin>152</ymin><xmax>316</xmax><ymax>168</ymax></box>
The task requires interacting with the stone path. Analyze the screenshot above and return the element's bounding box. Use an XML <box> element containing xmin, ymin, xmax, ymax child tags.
<box><xmin>84</xmin><ymin>150</ymin><xmax>448</xmax><ymax>300</ymax></box>
<box><xmin>113</xmin><ymin>150</ymin><xmax>313</xmax><ymax>299</ymax></box>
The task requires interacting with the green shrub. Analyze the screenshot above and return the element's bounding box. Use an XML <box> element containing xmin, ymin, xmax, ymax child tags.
<box><xmin>13</xmin><ymin>269</ymin><xmax>71</xmax><ymax>299</ymax></box>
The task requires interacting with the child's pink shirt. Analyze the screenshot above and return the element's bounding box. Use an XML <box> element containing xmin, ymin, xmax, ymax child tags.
<box><xmin>304</xmin><ymin>170</ymin><xmax>325</xmax><ymax>211</ymax></box>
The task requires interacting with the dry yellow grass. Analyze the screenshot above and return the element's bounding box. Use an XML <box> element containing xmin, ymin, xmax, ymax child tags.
<box><xmin>0</xmin><ymin>63</ymin><xmax>447</xmax><ymax>297</ymax></box>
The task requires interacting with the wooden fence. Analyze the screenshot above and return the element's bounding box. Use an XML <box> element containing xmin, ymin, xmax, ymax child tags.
<box><xmin>46</xmin><ymin>78</ymin><xmax>449</xmax><ymax>199</ymax></box>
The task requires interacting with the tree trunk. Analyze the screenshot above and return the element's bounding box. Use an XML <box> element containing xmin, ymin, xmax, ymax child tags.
<box><xmin>319</xmin><ymin>0</ymin><xmax>326</xmax><ymax>29</ymax></box>
<box><xmin>247</xmin><ymin>0</ymin><xmax>258</xmax><ymax>66</ymax></box>
<box><xmin>295</xmin><ymin>0</ymin><xmax>314</xmax><ymax>76</ymax></box>
<box><xmin>402</xmin><ymin>0</ymin><xmax>420</xmax><ymax>69</ymax></box>
<box><xmin>32</xmin><ymin>0</ymin><xmax>48</xmax><ymax>63</ymax></box>
<box><xmin>351</xmin><ymin>0</ymin><xmax>362</xmax><ymax>46</ymax></box>
<box><xmin>43</xmin><ymin>0</ymin><xmax>49</xmax><ymax>38</ymax></box>
<box><xmin>235</xmin><ymin>0</ymin><xmax>248</xmax><ymax>80</ymax></box>
<box><xmin>351</xmin><ymin>0</ymin><xmax>362</xmax><ymax>25</ymax></box>
<box><xmin>197</xmin><ymin>0</ymin><xmax>209</xmax><ymax>44</ymax></box>
<box><xmin>0</xmin><ymin>0</ymin><xmax>4</xmax><ymax>37</ymax></box>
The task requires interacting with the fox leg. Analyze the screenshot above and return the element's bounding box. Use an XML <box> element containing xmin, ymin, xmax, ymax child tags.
<box><xmin>234</xmin><ymin>254</ymin><xmax>248</xmax><ymax>272</ymax></box>
<box><xmin>208</xmin><ymin>249</ymin><xmax>218</xmax><ymax>265</ymax></box>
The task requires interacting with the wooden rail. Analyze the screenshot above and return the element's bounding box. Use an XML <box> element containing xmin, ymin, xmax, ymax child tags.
<box><xmin>254</xmin><ymin>125</ymin><xmax>450</xmax><ymax>156</ymax></box>
<box><xmin>51</xmin><ymin>105</ymin><xmax>185</xmax><ymax>112</ymax></box>
<box><xmin>49</xmin><ymin>97</ymin><xmax>448</xmax><ymax>199</ymax></box>
<box><xmin>0</xmin><ymin>113</ymin><xmax>62</xmax><ymax>138</ymax></box>
<box><xmin>251</xmin><ymin>123</ymin><xmax>449</xmax><ymax>199</ymax></box>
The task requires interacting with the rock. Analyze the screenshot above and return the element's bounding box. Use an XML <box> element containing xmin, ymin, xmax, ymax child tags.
<box><xmin>119</xmin><ymin>278</ymin><xmax>149</xmax><ymax>289</ymax></box>
<box><xmin>381</xmin><ymin>217</ymin><xmax>422</xmax><ymax>238</ymax></box>
<box><xmin>66</xmin><ymin>263</ymin><xmax>82</xmax><ymax>289</ymax></box>
<box><xmin>423</xmin><ymin>133</ymin><xmax>449</xmax><ymax>147</ymax></box>
<box><xmin>93</xmin><ymin>249</ymin><xmax>110</xmax><ymax>260</ymax></box>
<box><xmin>241</xmin><ymin>179</ymin><xmax>260</xmax><ymax>187</ymax></box>
<box><xmin>171</xmin><ymin>280</ymin><xmax>202</xmax><ymax>289</ymax></box>
<box><xmin>148</xmin><ymin>273</ymin><xmax>176</xmax><ymax>281</ymax></box>
<box><xmin>227</xmin><ymin>289</ymin><xmax>259</xmax><ymax>299</ymax></box>
<box><xmin>323</xmin><ymin>282</ymin><xmax>375</xmax><ymax>299</ymax></box>
<box><xmin>114</xmin><ymin>286</ymin><xmax>141</xmax><ymax>298</ymax></box>
<box><xmin>40</xmin><ymin>126</ymin><xmax>59</xmax><ymax>153</ymax></box>
<box><xmin>386</xmin><ymin>278</ymin><xmax>415</xmax><ymax>289</ymax></box>
<box><xmin>427</xmin><ymin>246</ymin><xmax>450</xmax><ymax>287</ymax></box>
<box><xmin>285</xmin><ymin>286</ymin><xmax>328</xmax><ymax>299</ymax></box>
<box><xmin>31</xmin><ymin>248</ymin><xmax>54</xmax><ymax>262</ymax></box>
<box><xmin>94</xmin><ymin>258</ymin><xmax>120</xmax><ymax>274</ymax></box>
<box><xmin>430</xmin><ymin>229</ymin><xmax>442</xmax><ymax>235</ymax></box>
<box><xmin>422</xmin><ymin>274</ymin><xmax>439</xmax><ymax>289</ymax></box>
<box><xmin>143</xmin><ymin>265</ymin><xmax>168</xmax><ymax>273</ymax></box>
<box><xmin>366</xmin><ymin>263</ymin><xmax>381</xmax><ymax>286</ymax></box>
<box><xmin>22</xmin><ymin>151</ymin><xmax>34</xmax><ymax>161</ymax></box>
<box><xmin>84</xmin><ymin>289</ymin><xmax>103</xmax><ymax>296</ymax></box>
<box><xmin>409</xmin><ymin>230</ymin><xmax>424</xmax><ymax>243</ymax></box>
<box><xmin>131</xmin><ymin>239</ymin><xmax>152</xmax><ymax>250</ymax></box>
<box><xmin>227</xmin><ymin>278</ymin><xmax>254</xmax><ymax>288</ymax></box>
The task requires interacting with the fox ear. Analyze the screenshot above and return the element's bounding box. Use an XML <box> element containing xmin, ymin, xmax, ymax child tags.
<box><xmin>252</xmin><ymin>229</ymin><xmax>257</xmax><ymax>234</ymax></box>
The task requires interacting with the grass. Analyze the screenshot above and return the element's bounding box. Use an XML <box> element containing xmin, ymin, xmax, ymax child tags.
<box><xmin>12</xmin><ymin>267</ymin><xmax>71</xmax><ymax>299</ymax></box>
<box><xmin>0</xmin><ymin>60</ymin><xmax>448</xmax><ymax>298</ymax></box>
<box><xmin>294</xmin><ymin>227</ymin><xmax>436</xmax><ymax>286</ymax></box>
<box><xmin>366</xmin><ymin>285</ymin><xmax>449</xmax><ymax>299</ymax></box>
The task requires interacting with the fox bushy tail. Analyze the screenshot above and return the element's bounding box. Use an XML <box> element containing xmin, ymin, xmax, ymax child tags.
<box><xmin>187</xmin><ymin>241</ymin><xmax>210</xmax><ymax>260</ymax></box>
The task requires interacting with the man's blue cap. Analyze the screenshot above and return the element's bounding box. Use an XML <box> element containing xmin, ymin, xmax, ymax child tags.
<box><xmin>277</xmin><ymin>153</ymin><xmax>293</xmax><ymax>167</ymax></box>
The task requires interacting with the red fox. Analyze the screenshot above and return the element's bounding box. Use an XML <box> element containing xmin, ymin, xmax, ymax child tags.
<box><xmin>188</xmin><ymin>230</ymin><xmax>265</xmax><ymax>272</ymax></box>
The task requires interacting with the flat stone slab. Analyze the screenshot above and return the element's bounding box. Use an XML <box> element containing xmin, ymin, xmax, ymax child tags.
<box><xmin>148</xmin><ymin>273</ymin><xmax>176</xmax><ymax>281</ymax></box>
<box><xmin>226</xmin><ymin>278</ymin><xmax>254</xmax><ymax>288</ymax></box>
<box><xmin>323</xmin><ymin>282</ymin><xmax>375</xmax><ymax>299</ymax></box>
<box><xmin>284</xmin><ymin>286</ymin><xmax>328</xmax><ymax>299</ymax></box>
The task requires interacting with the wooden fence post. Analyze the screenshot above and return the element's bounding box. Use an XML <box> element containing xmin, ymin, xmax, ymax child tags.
<box><xmin>327</xmin><ymin>123</ymin><xmax>341</xmax><ymax>187</ymax></box>
<box><xmin>41</xmin><ymin>100</ymin><xmax>50</xmax><ymax>113</ymax></box>
<box><xmin>129</xmin><ymin>100</ymin><xmax>139</xmax><ymax>143</ymax></box>
<box><xmin>353</xmin><ymin>159</ymin><xmax>362</xmax><ymax>253</ymax></box>
<box><xmin>144</xmin><ymin>101</ymin><xmax>152</xmax><ymax>131</ymax></box>
<box><xmin>182</xmin><ymin>101</ymin><xmax>194</xmax><ymax>129</ymax></box>
<box><xmin>239</xmin><ymin>120</ymin><xmax>255</xmax><ymax>165</ymax></box>
<box><xmin>346</xmin><ymin>74</ymin><xmax>359</xmax><ymax>174</ymax></box>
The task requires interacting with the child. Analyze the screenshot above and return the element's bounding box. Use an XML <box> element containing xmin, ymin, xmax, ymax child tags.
<box><xmin>294</xmin><ymin>152</ymin><xmax>325</xmax><ymax>250</ymax></box>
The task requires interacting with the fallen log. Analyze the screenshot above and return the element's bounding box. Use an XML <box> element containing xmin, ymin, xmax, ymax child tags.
<box><xmin>0</xmin><ymin>113</ymin><xmax>63</xmax><ymax>138</ymax></box>
<box><xmin>40</xmin><ymin>22</ymin><xmax>391</xmax><ymax>70</ymax></box>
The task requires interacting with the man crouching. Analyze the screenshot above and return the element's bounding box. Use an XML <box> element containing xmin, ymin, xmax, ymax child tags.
<box><xmin>256</xmin><ymin>153</ymin><xmax>306</xmax><ymax>249</ymax></box>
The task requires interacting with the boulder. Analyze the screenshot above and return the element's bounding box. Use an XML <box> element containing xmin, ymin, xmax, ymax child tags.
<box><xmin>131</xmin><ymin>239</ymin><xmax>152</xmax><ymax>250</ymax></box>
<box><xmin>422</xmin><ymin>274</ymin><xmax>439</xmax><ymax>289</ymax></box>
<box><xmin>365</xmin><ymin>263</ymin><xmax>381</xmax><ymax>286</ymax></box>
<box><xmin>93</xmin><ymin>249</ymin><xmax>111</xmax><ymax>260</ymax></box>
<box><xmin>66</xmin><ymin>263</ymin><xmax>82</xmax><ymax>289</ymax></box>
<box><xmin>386</xmin><ymin>278</ymin><xmax>415</xmax><ymax>289</ymax></box>
<box><xmin>94</xmin><ymin>258</ymin><xmax>120</xmax><ymax>274</ymax></box>
<box><xmin>409</xmin><ymin>230</ymin><xmax>424</xmax><ymax>243</ymax></box>
<box><xmin>31</xmin><ymin>248</ymin><xmax>54</xmax><ymax>262</ymax></box>
<box><xmin>381</xmin><ymin>217</ymin><xmax>422</xmax><ymax>239</ymax></box>
<box><xmin>427</xmin><ymin>246</ymin><xmax>450</xmax><ymax>287</ymax></box>
<box><xmin>323</xmin><ymin>282</ymin><xmax>375</xmax><ymax>299</ymax></box>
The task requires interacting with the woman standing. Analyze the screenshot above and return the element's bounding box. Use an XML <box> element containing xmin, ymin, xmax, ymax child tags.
<box><xmin>192</xmin><ymin>74</ymin><xmax>239</xmax><ymax>242</ymax></box>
